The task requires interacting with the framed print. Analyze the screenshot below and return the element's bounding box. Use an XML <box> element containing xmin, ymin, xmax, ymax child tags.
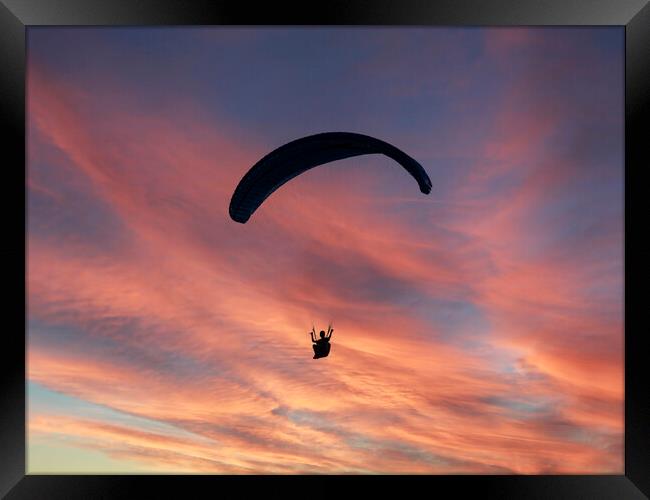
<box><xmin>1</xmin><ymin>0</ymin><xmax>648</xmax><ymax>498</ymax></box>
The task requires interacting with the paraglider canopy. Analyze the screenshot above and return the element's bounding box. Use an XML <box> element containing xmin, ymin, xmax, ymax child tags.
<box><xmin>229</xmin><ymin>132</ymin><xmax>432</xmax><ymax>223</ymax></box>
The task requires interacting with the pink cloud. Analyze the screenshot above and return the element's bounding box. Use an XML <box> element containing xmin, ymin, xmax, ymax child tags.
<box><xmin>27</xmin><ymin>33</ymin><xmax>623</xmax><ymax>475</ymax></box>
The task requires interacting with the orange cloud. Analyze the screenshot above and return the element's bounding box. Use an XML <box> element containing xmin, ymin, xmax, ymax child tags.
<box><xmin>27</xmin><ymin>28</ymin><xmax>623</xmax><ymax>475</ymax></box>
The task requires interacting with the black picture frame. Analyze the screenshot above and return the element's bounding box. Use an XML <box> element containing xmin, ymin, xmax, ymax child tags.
<box><xmin>2</xmin><ymin>1</ymin><xmax>648</xmax><ymax>498</ymax></box>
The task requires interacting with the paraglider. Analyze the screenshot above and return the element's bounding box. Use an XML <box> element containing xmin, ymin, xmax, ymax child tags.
<box><xmin>229</xmin><ymin>132</ymin><xmax>432</xmax><ymax>224</ymax></box>
<box><xmin>311</xmin><ymin>325</ymin><xmax>333</xmax><ymax>359</ymax></box>
<box><xmin>228</xmin><ymin>132</ymin><xmax>432</xmax><ymax>359</ymax></box>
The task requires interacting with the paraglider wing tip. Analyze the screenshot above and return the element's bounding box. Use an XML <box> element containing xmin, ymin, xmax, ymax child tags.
<box><xmin>229</xmin><ymin>209</ymin><xmax>250</xmax><ymax>224</ymax></box>
<box><xmin>228</xmin><ymin>199</ymin><xmax>250</xmax><ymax>223</ymax></box>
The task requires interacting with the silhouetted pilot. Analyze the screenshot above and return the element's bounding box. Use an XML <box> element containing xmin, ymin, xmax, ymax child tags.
<box><xmin>310</xmin><ymin>326</ymin><xmax>333</xmax><ymax>359</ymax></box>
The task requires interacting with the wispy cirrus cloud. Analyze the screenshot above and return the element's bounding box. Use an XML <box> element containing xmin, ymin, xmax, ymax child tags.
<box><xmin>27</xmin><ymin>27</ymin><xmax>623</xmax><ymax>474</ymax></box>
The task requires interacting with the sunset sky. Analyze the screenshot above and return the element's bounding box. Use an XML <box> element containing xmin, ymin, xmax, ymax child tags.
<box><xmin>27</xmin><ymin>27</ymin><xmax>623</xmax><ymax>474</ymax></box>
